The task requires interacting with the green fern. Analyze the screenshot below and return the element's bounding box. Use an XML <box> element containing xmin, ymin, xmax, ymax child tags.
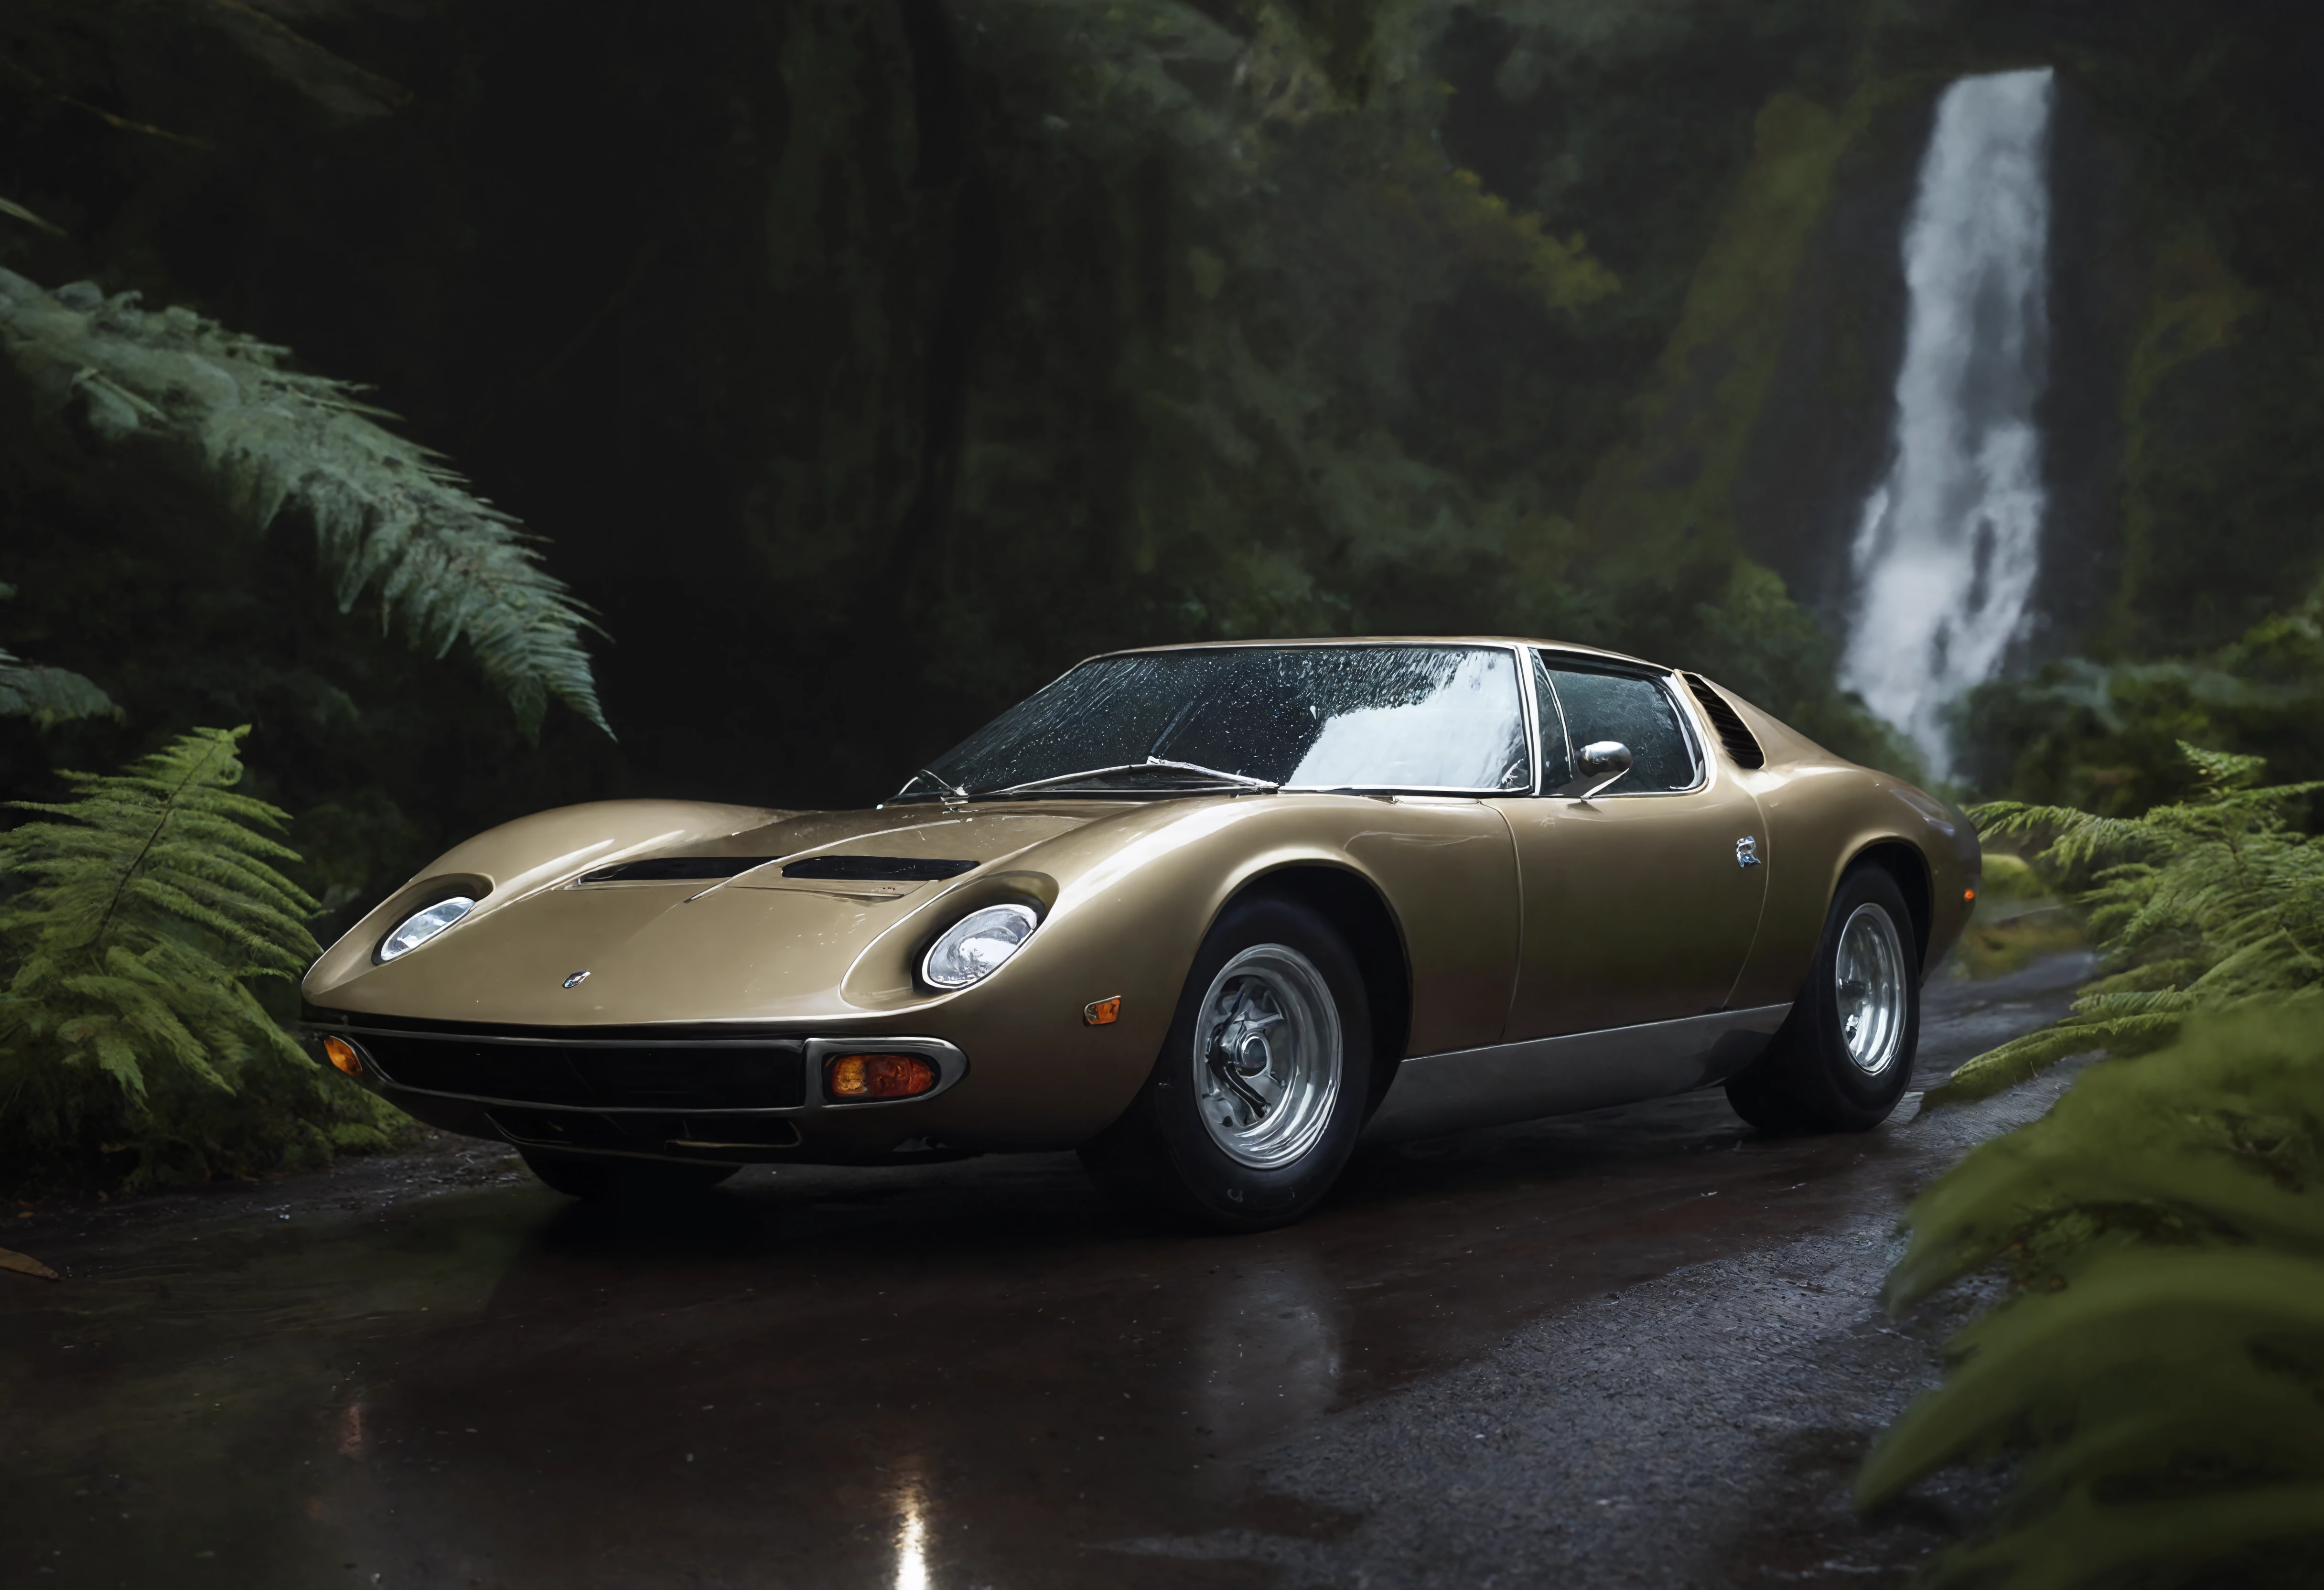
<box><xmin>0</xmin><ymin>727</ymin><xmax>392</xmax><ymax>1188</ymax></box>
<box><xmin>0</xmin><ymin>724</ymin><xmax>314</xmax><ymax>1091</ymax></box>
<box><xmin>0</xmin><ymin>267</ymin><xmax>608</xmax><ymax>740</ymax></box>
<box><xmin>1933</xmin><ymin>741</ymin><xmax>2324</xmax><ymax>1102</ymax></box>
<box><xmin>1858</xmin><ymin>1008</ymin><xmax>2324</xmax><ymax>1589</ymax></box>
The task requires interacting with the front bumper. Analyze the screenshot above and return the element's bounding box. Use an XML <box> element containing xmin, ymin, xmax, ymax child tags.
<box><xmin>302</xmin><ymin>1013</ymin><xmax>975</xmax><ymax>1167</ymax></box>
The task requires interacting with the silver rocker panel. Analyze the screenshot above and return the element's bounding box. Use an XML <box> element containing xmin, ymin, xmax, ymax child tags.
<box><xmin>1360</xmin><ymin>1003</ymin><xmax>1793</xmax><ymax>1147</ymax></box>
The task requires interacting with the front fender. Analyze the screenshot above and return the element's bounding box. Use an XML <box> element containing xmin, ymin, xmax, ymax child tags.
<box><xmin>819</xmin><ymin>794</ymin><xmax>1518</xmax><ymax>1147</ymax></box>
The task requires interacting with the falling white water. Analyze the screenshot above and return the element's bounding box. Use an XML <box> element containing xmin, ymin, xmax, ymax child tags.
<box><xmin>1841</xmin><ymin>69</ymin><xmax>2055</xmax><ymax>775</ymax></box>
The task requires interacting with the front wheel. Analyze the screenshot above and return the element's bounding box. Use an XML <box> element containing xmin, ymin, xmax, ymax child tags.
<box><xmin>1726</xmin><ymin>863</ymin><xmax>1919</xmax><ymax>1134</ymax></box>
<box><xmin>1078</xmin><ymin>892</ymin><xmax>1372</xmax><ymax>1232</ymax></box>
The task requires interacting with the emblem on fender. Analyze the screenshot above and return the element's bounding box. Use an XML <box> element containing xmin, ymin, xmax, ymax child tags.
<box><xmin>1736</xmin><ymin>836</ymin><xmax>1761</xmax><ymax>868</ymax></box>
<box><xmin>562</xmin><ymin>970</ymin><xmax>592</xmax><ymax>989</ymax></box>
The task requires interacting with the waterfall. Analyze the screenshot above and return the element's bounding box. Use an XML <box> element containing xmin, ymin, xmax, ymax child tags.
<box><xmin>1841</xmin><ymin>69</ymin><xmax>2055</xmax><ymax>776</ymax></box>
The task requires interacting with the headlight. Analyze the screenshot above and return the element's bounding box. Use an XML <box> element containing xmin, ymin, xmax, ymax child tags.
<box><xmin>920</xmin><ymin>903</ymin><xmax>1039</xmax><ymax>989</ymax></box>
<box><xmin>378</xmin><ymin>896</ymin><xmax>477</xmax><ymax>962</ymax></box>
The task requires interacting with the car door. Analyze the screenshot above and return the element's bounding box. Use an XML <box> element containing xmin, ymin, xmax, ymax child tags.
<box><xmin>1487</xmin><ymin>652</ymin><xmax>1769</xmax><ymax>1040</ymax></box>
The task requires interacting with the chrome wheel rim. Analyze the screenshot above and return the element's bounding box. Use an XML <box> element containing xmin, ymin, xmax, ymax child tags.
<box><xmin>1192</xmin><ymin>945</ymin><xmax>1342</xmax><ymax>1169</ymax></box>
<box><xmin>1835</xmin><ymin>903</ymin><xmax>1907</xmax><ymax>1075</ymax></box>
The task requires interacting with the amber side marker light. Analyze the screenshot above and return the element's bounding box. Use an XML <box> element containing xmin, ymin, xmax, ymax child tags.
<box><xmin>826</xmin><ymin>1053</ymin><xmax>938</xmax><ymax>1101</ymax></box>
<box><xmin>322</xmin><ymin>1036</ymin><xmax>363</xmax><ymax>1078</ymax></box>
<box><xmin>1965</xmin><ymin>888</ymin><xmax>1977</xmax><ymax>903</ymax></box>
<box><xmin>1084</xmin><ymin>996</ymin><xmax>1122</xmax><ymax>1026</ymax></box>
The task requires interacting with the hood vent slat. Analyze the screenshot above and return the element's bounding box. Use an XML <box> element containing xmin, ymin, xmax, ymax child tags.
<box><xmin>579</xmin><ymin>856</ymin><xmax>778</xmax><ymax>884</ymax></box>
<box><xmin>781</xmin><ymin>855</ymin><xmax>978</xmax><ymax>882</ymax></box>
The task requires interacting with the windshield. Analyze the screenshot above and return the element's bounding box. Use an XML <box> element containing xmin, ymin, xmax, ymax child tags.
<box><xmin>898</xmin><ymin>645</ymin><xmax>1532</xmax><ymax>799</ymax></box>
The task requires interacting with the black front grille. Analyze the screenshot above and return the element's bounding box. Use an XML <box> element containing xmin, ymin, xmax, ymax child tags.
<box><xmin>1683</xmin><ymin>672</ymin><xmax>1767</xmax><ymax>770</ymax></box>
<box><xmin>355</xmin><ymin>1032</ymin><xmax>805</xmax><ymax>1110</ymax></box>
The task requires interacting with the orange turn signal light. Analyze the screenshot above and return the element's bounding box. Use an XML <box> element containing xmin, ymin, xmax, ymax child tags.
<box><xmin>1964</xmin><ymin>888</ymin><xmax>1977</xmax><ymax>903</ymax></box>
<box><xmin>1083</xmin><ymin>996</ymin><xmax>1121</xmax><ymax>1026</ymax></box>
<box><xmin>826</xmin><ymin>1052</ymin><xmax>938</xmax><ymax>1101</ymax></box>
<box><xmin>322</xmin><ymin>1036</ymin><xmax>363</xmax><ymax>1078</ymax></box>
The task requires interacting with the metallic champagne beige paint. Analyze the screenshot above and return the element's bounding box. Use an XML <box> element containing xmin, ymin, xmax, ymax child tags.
<box><xmin>301</xmin><ymin>639</ymin><xmax>1976</xmax><ymax>1160</ymax></box>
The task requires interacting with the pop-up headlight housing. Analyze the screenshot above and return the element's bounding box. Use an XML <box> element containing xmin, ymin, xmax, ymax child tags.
<box><xmin>377</xmin><ymin>895</ymin><xmax>477</xmax><ymax>963</ymax></box>
<box><xmin>919</xmin><ymin>903</ymin><xmax>1039</xmax><ymax>990</ymax></box>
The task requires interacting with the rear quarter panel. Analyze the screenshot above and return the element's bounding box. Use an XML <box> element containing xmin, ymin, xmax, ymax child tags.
<box><xmin>1716</xmin><ymin>693</ymin><xmax>1976</xmax><ymax>1009</ymax></box>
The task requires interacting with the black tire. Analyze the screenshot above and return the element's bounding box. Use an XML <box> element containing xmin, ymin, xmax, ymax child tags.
<box><xmin>519</xmin><ymin>1148</ymin><xmax>737</xmax><ymax>1201</ymax></box>
<box><xmin>1078</xmin><ymin>892</ymin><xmax>1372</xmax><ymax>1232</ymax></box>
<box><xmin>1725</xmin><ymin>863</ymin><xmax>1920</xmax><ymax>1135</ymax></box>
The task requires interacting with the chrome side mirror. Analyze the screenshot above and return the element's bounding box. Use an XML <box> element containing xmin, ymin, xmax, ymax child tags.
<box><xmin>1557</xmin><ymin>740</ymin><xmax>1633</xmax><ymax>800</ymax></box>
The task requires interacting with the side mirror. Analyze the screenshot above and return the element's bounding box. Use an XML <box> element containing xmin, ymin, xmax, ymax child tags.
<box><xmin>1557</xmin><ymin>740</ymin><xmax>1633</xmax><ymax>800</ymax></box>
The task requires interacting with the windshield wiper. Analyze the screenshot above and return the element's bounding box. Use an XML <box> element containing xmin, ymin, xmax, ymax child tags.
<box><xmin>1143</xmin><ymin>756</ymin><xmax>1279</xmax><ymax>789</ymax></box>
<box><xmin>893</xmin><ymin>768</ymin><xmax>970</xmax><ymax>804</ymax></box>
<box><xmin>971</xmin><ymin>757</ymin><xmax>1280</xmax><ymax>800</ymax></box>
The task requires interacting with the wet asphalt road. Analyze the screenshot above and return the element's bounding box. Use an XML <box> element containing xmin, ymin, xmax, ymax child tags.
<box><xmin>3</xmin><ymin>953</ymin><xmax>2092</xmax><ymax>1590</ymax></box>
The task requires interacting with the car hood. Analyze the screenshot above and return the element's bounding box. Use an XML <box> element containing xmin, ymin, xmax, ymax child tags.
<box><xmin>302</xmin><ymin>800</ymin><xmax>1100</xmax><ymax>1026</ymax></box>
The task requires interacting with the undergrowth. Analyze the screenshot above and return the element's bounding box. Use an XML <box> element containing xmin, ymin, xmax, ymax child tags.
<box><xmin>0</xmin><ymin>727</ymin><xmax>404</xmax><ymax>1193</ymax></box>
<box><xmin>1932</xmin><ymin>741</ymin><xmax>2324</xmax><ymax>1101</ymax></box>
<box><xmin>1858</xmin><ymin>1008</ymin><xmax>2324</xmax><ymax>1589</ymax></box>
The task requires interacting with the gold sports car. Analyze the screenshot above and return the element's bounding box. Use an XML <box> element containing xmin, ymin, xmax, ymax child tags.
<box><xmin>302</xmin><ymin>639</ymin><xmax>1979</xmax><ymax>1230</ymax></box>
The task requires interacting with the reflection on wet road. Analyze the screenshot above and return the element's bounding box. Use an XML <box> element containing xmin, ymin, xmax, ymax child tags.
<box><xmin>3</xmin><ymin>955</ymin><xmax>2089</xmax><ymax>1589</ymax></box>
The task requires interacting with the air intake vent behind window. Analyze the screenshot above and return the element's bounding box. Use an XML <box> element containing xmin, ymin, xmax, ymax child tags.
<box><xmin>1682</xmin><ymin>673</ymin><xmax>1766</xmax><ymax>770</ymax></box>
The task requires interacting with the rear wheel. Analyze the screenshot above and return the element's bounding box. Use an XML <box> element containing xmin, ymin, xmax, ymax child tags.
<box><xmin>1725</xmin><ymin>863</ymin><xmax>1919</xmax><ymax>1134</ymax></box>
<box><xmin>519</xmin><ymin>1148</ymin><xmax>737</xmax><ymax>1201</ymax></box>
<box><xmin>1079</xmin><ymin>893</ymin><xmax>1372</xmax><ymax>1232</ymax></box>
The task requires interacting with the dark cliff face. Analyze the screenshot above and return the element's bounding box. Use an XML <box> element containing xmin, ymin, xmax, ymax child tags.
<box><xmin>1</xmin><ymin>0</ymin><xmax>2320</xmax><ymax>906</ymax></box>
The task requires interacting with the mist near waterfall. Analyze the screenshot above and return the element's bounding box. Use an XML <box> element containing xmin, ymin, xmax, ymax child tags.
<box><xmin>1842</xmin><ymin>69</ymin><xmax>2055</xmax><ymax>776</ymax></box>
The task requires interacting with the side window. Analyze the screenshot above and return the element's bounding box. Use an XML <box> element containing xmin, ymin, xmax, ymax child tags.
<box><xmin>1540</xmin><ymin>665</ymin><xmax>1698</xmax><ymax>794</ymax></box>
<box><xmin>1531</xmin><ymin>652</ymin><xmax>1574</xmax><ymax>790</ymax></box>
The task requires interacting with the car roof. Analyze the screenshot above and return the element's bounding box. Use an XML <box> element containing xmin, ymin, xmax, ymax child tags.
<box><xmin>1083</xmin><ymin>636</ymin><xmax>1665</xmax><ymax>670</ymax></box>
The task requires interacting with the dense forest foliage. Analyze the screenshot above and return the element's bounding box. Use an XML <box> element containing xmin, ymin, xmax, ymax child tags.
<box><xmin>2</xmin><ymin>0</ymin><xmax>2323</xmax><ymax>1191</ymax></box>
<box><xmin>3</xmin><ymin>0</ymin><xmax>2316</xmax><ymax>890</ymax></box>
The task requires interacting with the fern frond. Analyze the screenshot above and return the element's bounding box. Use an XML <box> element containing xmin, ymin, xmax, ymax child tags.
<box><xmin>1886</xmin><ymin>1008</ymin><xmax>2324</xmax><ymax>1311</ymax></box>
<box><xmin>0</xmin><ymin>727</ymin><xmax>318</xmax><ymax>1104</ymax></box>
<box><xmin>1860</xmin><ymin>1248</ymin><xmax>2324</xmax><ymax>1590</ymax></box>
<box><xmin>1966</xmin><ymin>799</ymin><xmax>2148</xmax><ymax>849</ymax></box>
<box><xmin>2068</xmin><ymin>988</ymin><xmax>2199</xmax><ymax>1017</ymax></box>
<box><xmin>0</xmin><ymin>268</ymin><xmax>608</xmax><ymax>740</ymax></box>
<box><xmin>1926</xmin><ymin>1015</ymin><xmax>2181</xmax><ymax>1104</ymax></box>
<box><xmin>1946</xmin><ymin>743</ymin><xmax>2324</xmax><ymax>1100</ymax></box>
<box><xmin>2189</xmin><ymin>934</ymin><xmax>2324</xmax><ymax>1001</ymax></box>
<box><xmin>1867</xmin><ymin>1010</ymin><xmax>2324</xmax><ymax>1587</ymax></box>
<box><xmin>2178</xmin><ymin>739</ymin><xmax>2269</xmax><ymax>793</ymax></box>
<box><xmin>1864</xmin><ymin>1246</ymin><xmax>2324</xmax><ymax>1493</ymax></box>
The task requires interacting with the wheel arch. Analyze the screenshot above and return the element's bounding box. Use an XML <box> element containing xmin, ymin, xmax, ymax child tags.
<box><xmin>1846</xmin><ymin>838</ymin><xmax>1933</xmax><ymax>973</ymax></box>
<box><xmin>1221</xmin><ymin>862</ymin><xmax>1414</xmax><ymax>1120</ymax></box>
